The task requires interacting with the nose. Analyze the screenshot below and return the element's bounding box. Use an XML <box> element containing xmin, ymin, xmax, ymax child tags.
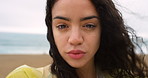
<box><xmin>68</xmin><ymin>28</ymin><xmax>83</xmax><ymax>46</ymax></box>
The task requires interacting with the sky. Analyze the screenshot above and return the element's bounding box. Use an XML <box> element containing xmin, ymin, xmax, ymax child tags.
<box><xmin>115</xmin><ymin>0</ymin><xmax>148</xmax><ymax>39</ymax></box>
<box><xmin>0</xmin><ymin>0</ymin><xmax>47</xmax><ymax>34</ymax></box>
<box><xmin>0</xmin><ymin>0</ymin><xmax>148</xmax><ymax>38</ymax></box>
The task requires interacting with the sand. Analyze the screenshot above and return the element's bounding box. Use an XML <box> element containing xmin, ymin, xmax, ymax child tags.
<box><xmin>0</xmin><ymin>54</ymin><xmax>147</xmax><ymax>78</ymax></box>
<box><xmin>0</xmin><ymin>54</ymin><xmax>52</xmax><ymax>78</ymax></box>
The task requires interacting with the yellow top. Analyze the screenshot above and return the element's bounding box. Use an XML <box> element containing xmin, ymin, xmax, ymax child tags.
<box><xmin>6</xmin><ymin>64</ymin><xmax>146</xmax><ymax>78</ymax></box>
<box><xmin>6</xmin><ymin>65</ymin><xmax>56</xmax><ymax>78</ymax></box>
<box><xmin>6</xmin><ymin>65</ymin><xmax>112</xmax><ymax>78</ymax></box>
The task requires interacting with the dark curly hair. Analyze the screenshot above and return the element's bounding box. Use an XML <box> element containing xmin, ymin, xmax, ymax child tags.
<box><xmin>45</xmin><ymin>0</ymin><xmax>148</xmax><ymax>78</ymax></box>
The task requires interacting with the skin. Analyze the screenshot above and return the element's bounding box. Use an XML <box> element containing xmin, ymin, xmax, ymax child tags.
<box><xmin>52</xmin><ymin>0</ymin><xmax>101</xmax><ymax>78</ymax></box>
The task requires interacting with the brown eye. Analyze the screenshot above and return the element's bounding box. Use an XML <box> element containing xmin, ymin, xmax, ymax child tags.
<box><xmin>56</xmin><ymin>24</ymin><xmax>69</xmax><ymax>30</ymax></box>
<box><xmin>83</xmin><ymin>23</ymin><xmax>96</xmax><ymax>29</ymax></box>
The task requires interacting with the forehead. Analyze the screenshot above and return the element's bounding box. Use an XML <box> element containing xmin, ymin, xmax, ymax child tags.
<box><xmin>54</xmin><ymin>0</ymin><xmax>91</xmax><ymax>6</ymax></box>
<box><xmin>52</xmin><ymin>0</ymin><xmax>98</xmax><ymax>18</ymax></box>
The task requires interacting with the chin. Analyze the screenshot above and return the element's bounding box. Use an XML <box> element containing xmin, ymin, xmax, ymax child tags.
<box><xmin>68</xmin><ymin>62</ymin><xmax>86</xmax><ymax>69</ymax></box>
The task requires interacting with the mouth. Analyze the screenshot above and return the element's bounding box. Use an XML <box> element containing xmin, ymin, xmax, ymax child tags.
<box><xmin>67</xmin><ymin>50</ymin><xmax>86</xmax><ymax>59</ymax></box>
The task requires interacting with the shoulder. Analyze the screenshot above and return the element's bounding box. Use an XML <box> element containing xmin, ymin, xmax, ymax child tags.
<box><xmin>6</xmin><ymin>65</ymin><xmax>56</xmax><ymax>78</ymax></box>
<box><xmin>6</xmin><ymin>65</ymin><xmax>42</xmax><ymax>78</ymax></box>
<box><xmin>37</xmin><ymin>64</ymin><xmax>57</xmax><ymax>78</ymax></box>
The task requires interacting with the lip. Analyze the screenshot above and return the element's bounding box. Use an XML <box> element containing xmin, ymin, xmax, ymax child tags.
<box><xmin>67</xmin><ymin>50</ymin><xmax>86</xmax><ymax>59</ymax></box>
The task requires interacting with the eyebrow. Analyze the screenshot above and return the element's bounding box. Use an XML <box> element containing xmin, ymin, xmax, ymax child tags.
<box><xmin>80</xmin><ymin>16</ymin><xmax>99</xmax><ymax>21</ymax></box>
<box><xmin>53</xmin><ymin>16</ymin><xmax>70</xmax><ymax>21</ymax></box>
<box><xmin>53</xmin><ymin>16</ymin><xmax>99</xmax><ymax>21</ymax></box>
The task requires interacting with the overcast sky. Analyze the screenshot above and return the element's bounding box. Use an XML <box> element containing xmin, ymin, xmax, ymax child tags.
<box><xmin>0</xmin><ymin>0</ymin><xmax>47</xmax><ymax>34</ymax></box>
<box><xmin>0</xmin><ymin>0</ymin><xmax>148</xmax><ymax>38</ymax></box>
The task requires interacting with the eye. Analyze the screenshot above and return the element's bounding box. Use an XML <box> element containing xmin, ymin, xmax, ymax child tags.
<box><xmin>83</xmin><ymin>23</ymin><xmax>96</xmax><ymax>29</ymax></box>
<box><xmin>56</xmin><ymin>24</ymin><xmax>69</xmax><ymax>30</ymax></box>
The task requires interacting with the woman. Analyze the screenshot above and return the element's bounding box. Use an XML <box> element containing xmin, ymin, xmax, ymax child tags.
<box><xmin>6</xmin><ymin>0</ymin><xmax>148</xmax><ymax>78</ymax></box>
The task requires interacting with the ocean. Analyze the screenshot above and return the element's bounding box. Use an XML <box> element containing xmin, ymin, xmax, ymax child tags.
<box><xmin>0</xmin><ymin>32</ymin><xmax>147</xmax><ymax>54</ymax></box>
<box><xmin>0</xmin><ymin>32</ymin><xmax>49</xmax><ymax>54</ymax></box>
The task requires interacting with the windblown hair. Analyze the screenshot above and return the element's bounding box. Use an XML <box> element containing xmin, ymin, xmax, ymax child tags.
<box><xmin>45</xmin><ymin>0</ymin><xmax>148</xmax><ymax>78</ymax></box>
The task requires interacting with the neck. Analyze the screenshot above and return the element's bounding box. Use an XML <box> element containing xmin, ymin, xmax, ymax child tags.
<box><xmin>76</xmin><ymin>58</ymin><xmax>97</xmax><ymax>78</ymax></box>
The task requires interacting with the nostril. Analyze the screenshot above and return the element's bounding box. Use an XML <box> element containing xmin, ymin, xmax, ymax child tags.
<box><xmin>68</xmin><ymin>34</ymin><xmax>84</xmax><ymax>45</ymax></box>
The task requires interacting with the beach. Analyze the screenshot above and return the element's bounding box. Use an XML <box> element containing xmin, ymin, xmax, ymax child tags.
<box><xmin>0</xmin><ymin>54</ymin><xmax>52</xmax><ymax>78</ymax></box>
<box><xmin>0</xmin><ymin>54</ymin><xmax>148</xmax><ymax>78</ymax></box>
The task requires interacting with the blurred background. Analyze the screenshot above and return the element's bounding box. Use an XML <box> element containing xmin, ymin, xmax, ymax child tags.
<box><xmin>0</xmin><ymin>0</ymin><xmax>148</xmax><ymax>54</ymax></box>
<box><xmin>0</xmin><ymin>0</ymin><xmax>148</xmax><ymax>78</ymax></box>
<box><xmin>0</xmin><ymin>0</ymin><xmax>49</xmax><ymax>54</ymax></box>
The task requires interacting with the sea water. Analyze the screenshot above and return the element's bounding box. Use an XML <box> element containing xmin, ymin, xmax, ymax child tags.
<box><xmin>0</xmin><ymin>32</ymin><xmax>49</xmax><ymax>54</ymax></box>
<box><xmin>0</xmin><ymin>32</ymin><xmax>147</xmax><ymax>54</ymax></box>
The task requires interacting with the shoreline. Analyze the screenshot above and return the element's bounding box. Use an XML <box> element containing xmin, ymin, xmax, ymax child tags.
<box><xmin>0</xmin><ymin>54</ymin><xmax>147</xmax><ymax>78</ymax></box>
<box><xmin>0</xmin><ymin>54</ymin><xmax>52</xmax><ymax>78</ymax></box>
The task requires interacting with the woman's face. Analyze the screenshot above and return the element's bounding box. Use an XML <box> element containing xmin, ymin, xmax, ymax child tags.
<box><xmin>52</xmin><ymin>0</ymin><xmax>101</xmax><ymax>68</ymax></box>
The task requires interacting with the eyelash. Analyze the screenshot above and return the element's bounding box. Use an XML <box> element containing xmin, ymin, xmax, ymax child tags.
<box><xmin>56</xmin><ymin>23</ymin><xmax>96</xmax><ymax>30</ymax></box>
<box><xmin>56</xmin><ymin>24</ymin><xmax>69</xmax><ymax>30</ymax></box>
<box><xmin>83</xmin><ymin>23</ymin><xmax>96</xmax><ymax>29</ymax></box>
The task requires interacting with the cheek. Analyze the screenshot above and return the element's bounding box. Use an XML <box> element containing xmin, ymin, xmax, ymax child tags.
<box><xmin>86</xmin><ymin>31</ymin><xmax>101</xmax><ymax>52</ymax></box>
<box><xmin>53</xmin><ymin>31</ymin><xmax>67</xmax><ymax>52</ymax></box>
